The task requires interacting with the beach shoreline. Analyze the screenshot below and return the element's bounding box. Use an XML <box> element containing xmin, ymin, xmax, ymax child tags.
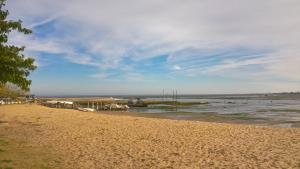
<box><xmin>96</xmin><ymin>110</ymin><xmax>300</xmax><ymax>128</ymax></box>
<box><xmin>1</xmin><ymin>104</ymin><xmax>299</xmax><ymax>168</ymax></box>
<box><xmin>38</xmin><ymin>94</ymin><xmax>300</xmax><ymax>128</ymax></box>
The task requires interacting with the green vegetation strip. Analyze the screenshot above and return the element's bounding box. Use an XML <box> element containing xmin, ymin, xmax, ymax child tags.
<box><xmin>145</xmin><ymin>101</ymin><xmax>209</xmax><ymax>106</ymax></box>
<box><xmin>257</xmin><ymin>109</ymin><xmax>300</xmax><ymax>113</ymax></box>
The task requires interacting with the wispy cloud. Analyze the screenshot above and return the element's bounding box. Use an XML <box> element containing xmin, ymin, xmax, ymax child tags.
<box><xmin>28</xmin><ymin>14</ymin><xmax>61</xmax><ymax>29</ymax></box>
<box><xmin>5</xmin><ymin>0</ymin><xmax>300</xmax><ymax>94</ymax></box>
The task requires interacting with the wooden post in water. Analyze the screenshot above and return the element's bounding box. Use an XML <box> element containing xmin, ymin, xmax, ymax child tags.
<box><xmin>88</xmin><ymin>101</ymin><xmax>89</xmax><ymax>108</ymax></box>
<box><xmin>173</xmin><ymin>89</ymin><xmax>175</xmax><ymax>108</ymax></box>
<box><xmin>162</xmin><ymin>89</ymin><xmax>165</xmax><ymax>102</ymax></box>
<box><xmin>176</xmin><ymin>90</ymin><xmax>178</xmax><ymax>112</ymax></box>
<box><xmin>172</xmin><ymin>89</ymin><xmax>174</xmax><ymax>102</ymax></box>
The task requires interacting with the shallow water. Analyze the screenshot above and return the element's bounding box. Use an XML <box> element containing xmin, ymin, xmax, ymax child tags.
<box><xmin>127</xmin><ymin>96</ymin><xmax>300</xmax><ymax>127</ymax></box>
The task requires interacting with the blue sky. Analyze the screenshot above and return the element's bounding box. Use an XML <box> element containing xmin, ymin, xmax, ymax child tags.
<box><xmin>6</xmin><ymin>0</ymin><xmax>300</xmax><ymax>95</ymax></box>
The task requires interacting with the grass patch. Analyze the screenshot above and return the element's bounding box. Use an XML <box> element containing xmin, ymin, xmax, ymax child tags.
<box><xmin>0</xmin><ymin>139</ymin><xmax>8</xmax><ymax>154</ymax></box>
<box><xmin>0</xmin><ymin>137</ymin><xmax>61</xmax><ymax>169</ymax></box>
<box><xmin>218</xmin><ymin>113</ymin><xmax>266</xmax><ymax>121</ymax></box>
<box><xmin>0</xmin><ymin>159</ymin><xmax>13</xmax><ymax>163</ymax></box>
<box><xmin>0</xmin><ymin>140</ymin><xmax>8</xmax><ymax>145</ymax></box>
<box><xmin>148</xmin><ymin>105</ymin><xmax>176</xmax><ymax>110</ymax></box>
<box><xmin>145</xmin><ymin>101</ymin><xmax>208</xmax><ymax>106</ymax></box>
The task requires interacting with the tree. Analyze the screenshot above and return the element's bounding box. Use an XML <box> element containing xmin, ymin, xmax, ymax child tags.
<box><xmin>0</xmin><ymin>83</ymin><xmax>25</xmax><ymax>99</ymax></box>
<box><xmin>0</xmin><ymin>0</ymin><xmax>36</xmax><ymax>92</ymax></box>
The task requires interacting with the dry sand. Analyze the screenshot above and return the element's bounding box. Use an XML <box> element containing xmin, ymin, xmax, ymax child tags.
<box><xmin>0</xmin><ymin>104</ymin><xmax>299</xmax><ymax>169</ymax></box>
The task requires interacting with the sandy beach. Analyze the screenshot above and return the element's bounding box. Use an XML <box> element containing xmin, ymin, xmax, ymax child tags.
<box><xmin>0</xmin><ymin>104</ymin><xmax>299</xmax><ymax>168</ymax></box>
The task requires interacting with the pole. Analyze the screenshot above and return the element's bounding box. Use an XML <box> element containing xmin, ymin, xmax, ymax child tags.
<box><xmin>176</xmin><ymin>90</ymin><xmax>178</xmax><ymax>112</ymax></box>
<box><xmin>172</xmin><ymin>89</ymin><xmax>174</xmax><ymax>102</ymax></box>
<box><xmin>162</xmin><ymin>89</ymin><xmax>164</xmax><ymax>102</ymax></box>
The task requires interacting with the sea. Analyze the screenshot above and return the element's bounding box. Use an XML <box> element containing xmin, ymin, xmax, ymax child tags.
<box><xmin>122</xmin><ymin>93</ymin><xmax>300</xmax><ymax>127</ymax></box>
<box><xmin>43</xmin><ymin>93</ymin><xmax>300</xmax><ymax>127</ymax></box>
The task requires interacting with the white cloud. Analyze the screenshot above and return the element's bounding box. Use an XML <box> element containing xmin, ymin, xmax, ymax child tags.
<box><xmin>6</xmin><ymin>0</ymin><xmax>300</xmax><ymax>89</ymax></box>
<box><xmin>172</xmin><ymin>65</ymin><xmax>182</xmax><ymax>71</ymax></box>
<box><xmin>89</xmin><ymin>73</ymin><xmax>110</xmax><ymax>79</ymax></box>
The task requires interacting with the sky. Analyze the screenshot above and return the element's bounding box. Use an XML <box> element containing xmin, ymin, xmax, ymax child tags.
<box><xmin>6</xmin><ymin>0</ymin><xmax>300</xmax><ymax>95</ymax></box>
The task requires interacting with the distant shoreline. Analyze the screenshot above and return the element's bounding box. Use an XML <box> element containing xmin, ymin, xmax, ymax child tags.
<box><xmin>38</xmin><ymin>92</ymin><xmax>300</xmax><ymax>101</ymax></box>
<box><xmin>37</xmin><ymin>92</ymin><xmax>300</xmax><ymax>98</ymax></box>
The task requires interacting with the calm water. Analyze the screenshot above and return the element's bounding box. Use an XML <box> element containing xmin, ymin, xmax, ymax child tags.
<box><xmin>47</xmin><ymin>93</ymin><xmax>300</xmax><ymax>127</ymax></box>
<box><xmin>125</xmin><ymin>94</ymin><xmax>300</xmax><ymax>127</ymax></box>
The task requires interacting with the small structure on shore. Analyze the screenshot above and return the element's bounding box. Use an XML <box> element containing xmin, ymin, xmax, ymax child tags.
<box><xmin>128</xmin><ymin>98</ymin><xmax>147</xmax><ymax>107</ymax></box>
<box><xmin>25</xmin><ymin>94</ymin><xmax>36</xmax><ymax>102</ymax></box>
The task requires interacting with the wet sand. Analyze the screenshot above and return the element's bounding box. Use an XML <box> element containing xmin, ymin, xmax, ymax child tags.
<box><xmin>0</xmin><ymin>104</ymin><xmax>299</xmax><ymax>168</ymax></box>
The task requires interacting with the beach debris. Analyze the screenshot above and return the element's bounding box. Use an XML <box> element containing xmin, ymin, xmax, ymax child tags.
<box><xmin>101</xmin><ymin>103</ymin><xmax>129</xmax><ymax>110</ymax></box>
<box><xmin>78</xmin><ymin>107</ymin><xmax>95</xmax><ymax>112</ymax></box>
<box><xmin>108</xmin><ymin>103</ymin><xmax>129</xmax><ymax>110</ymax></box>
<box><xmin>77</xmin><ymin>103</ymin><xmax>129</xmax><ymax>111</ymax></box>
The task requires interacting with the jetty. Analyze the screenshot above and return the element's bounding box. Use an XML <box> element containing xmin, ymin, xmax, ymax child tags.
<box><xmin>40</xmin><ymin>97</ymin><xmax>130</xmax><ymax>111</ymax></box>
